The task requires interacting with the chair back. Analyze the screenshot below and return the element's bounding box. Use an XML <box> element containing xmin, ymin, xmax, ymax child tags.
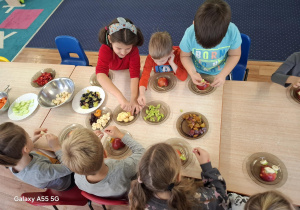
<box><xmin>231</xmin><ymin>33</ymin><xmax>251</xmax><ymax>81</ymax></box>
<box><xmin>0</xmin><ymin>56</ymin><xmax>10</xmax><ymax>62</ymax></box>
<box><xmin>81</xmin><ymin>191</ymin><xmax>128</xmax><ymax>206</ymax></box>
<box><xmin>21</xmin><ymin>186</ymin><xmax>88</xmax><ymax>206</ymax></box>
<box><xmin>55</xmin><ymin>35</ymin><xmax>89</xmax><ymax>66</ymax></box>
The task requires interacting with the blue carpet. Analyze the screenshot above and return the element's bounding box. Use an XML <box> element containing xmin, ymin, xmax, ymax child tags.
<box><xmin>0</xmin><ymin>0</ymin><xmax>62</xmax><ymax>61</ymax></box>
<box><xmin>27</xmin><ymin>0</ymin><xmax>300</xmax><ymax>61</ymax></box>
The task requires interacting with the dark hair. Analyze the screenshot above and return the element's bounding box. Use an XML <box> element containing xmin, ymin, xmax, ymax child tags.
<box><xmin>0</xmin><ymin>122</ymin><xmax>27</xmax><ymax>166</ymax></box>
<box><xmin>194</xmin><ymin>0</ymin><xmax>231</xmax><ymax>48</ymax></box>
<box><xmin>98</xmin><ymin>18</ymin><xmax>144</xmax><ymax>47</ymax></box>
<box><xmin>129</xmin><ymin>143</ymin><xmax>198</xmax><ymax>210</ymax></box>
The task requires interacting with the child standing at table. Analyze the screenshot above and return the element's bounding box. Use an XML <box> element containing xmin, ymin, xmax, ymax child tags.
<box><xmin>62</xmin><ymin>126</ymin><xmax>145</xmax><ymax>198</ymax></box>
<box><xmin>96</xmin><ymin>17</ymin><xmax>144</xmax><ymax>114</ymax></box>
<box><xmin>138</xmin><ymin>32</ymin><xmax>188</xmax><ymax>106</ymax></box>
<box><xmin>0</xmin><ymin>122</ymin><xmax>73</xmax><ymax>191</ymax></box>
<box><xmin>271</xmin><ymin>52</ymin><xmax>300</xmax><ymax>88</ymax></box>
<box><xmin>180</xmin><ymin>0</ymin><xmax>241</xmax><ymax>88</ymax></box>
<box><xmin>129</xmin><ymin>143</ymin><xmax>228</xmax><ymax>210</ymax></box>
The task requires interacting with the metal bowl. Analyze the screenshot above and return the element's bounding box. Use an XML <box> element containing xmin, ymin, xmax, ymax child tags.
<box><xmin>37</xmin><ymin>78</ymin><xmax>75</xmax><ymax>108</ymax></box>
<box><xmin>31</xmin><ymin>68</ymin><xmax>56</xmax><ymax>88</ymax></box>
<box><xmin>0</xmin><ymin>85</ymin><xmax>11</xmax><ymax>113</ymax></box>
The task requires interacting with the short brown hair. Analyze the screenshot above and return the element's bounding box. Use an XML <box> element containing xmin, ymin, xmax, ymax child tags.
<box><xmin>245</xmin><ymin>191</ymin><xmax>294</xmax><ymax>210</ymax></box>
<box><xmin>194</xmin><ymin>0</ymin><xmax>231</xmax><ymax>48</ymax></box>
<box><xmin>0</xmin><ymin>122</ymin><xmax>27</xmax><ymax>166</ymax></box>
<box><xmin>62</xmin><ymin>128</ymin><xmax>104</xmax><ymax>175</ymax></box>
<box><xmin>149</xmin><ymin>32</ymin><xmax>173</xmax><ymax>59</ymax></box>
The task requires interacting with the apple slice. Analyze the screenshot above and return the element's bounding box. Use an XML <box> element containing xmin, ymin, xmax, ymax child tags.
<box><xmin>259</xmin><ymin>165</ymin><xmax>277</xmax><ymax>182</ymax></box>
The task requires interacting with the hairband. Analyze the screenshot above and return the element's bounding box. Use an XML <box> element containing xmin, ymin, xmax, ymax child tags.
<box><xmin>108</xmin><ymin>17</ymin><xmax>137</xmax><ymax>35</ymax></box>
<box><xmin>167</xmin><ymin>183</ymin><xmax>175</xmax><ymax>191</ymax></box>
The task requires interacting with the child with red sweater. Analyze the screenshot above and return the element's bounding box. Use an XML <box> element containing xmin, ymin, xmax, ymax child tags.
<box><xmin>96</xmin><ymin>17</ymin><xmax>144</xmax><ymax>114</ymax></box>
<box><xmin>138</xmin><ymin>32</ymin><xmax>188</xmax><ymax>106</ymax></box>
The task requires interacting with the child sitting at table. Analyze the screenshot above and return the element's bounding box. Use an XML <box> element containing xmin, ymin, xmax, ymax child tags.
<box><xmin>137</xmin><ymin>31</ymin><xmax>188</xmax><ymax>106</ymax></box>
<box><xmin>0</xmin><ymin>122</ymin><xmax>73</xmax><ymax>191</ymax></box>
<box><xmin>180</xmin><ymin>0</ymin><xmax>241</xmax><ymax>88</ymax></box>
<box><xmin>129</xmin><ymin>143</ymin><xmax>228</xmax><ymax>210</ymax></box>
<box><xmin>96</xmin><ymin>17</ymin><xmax>144</xmax><ymax>114</ymax></box>
<box><xmin>61</xmin><ymin>126</ymin><xmax>145</xmax><ymax>198</ymax></box>
<box><xmin>244</xmin><ymin>191</ymin><xmax>295</xmax><ymax>210</ymax></box>
<box><xmin>271</xmin><ymin>52</ymin><xmax>300</xmax><ymax>88</ymax></box>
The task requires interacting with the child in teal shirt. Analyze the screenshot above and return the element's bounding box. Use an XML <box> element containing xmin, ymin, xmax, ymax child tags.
<box><xmin>180</xmin><ymin>0</ymin><xmax>242</xmax><ymax>87</ymax></box>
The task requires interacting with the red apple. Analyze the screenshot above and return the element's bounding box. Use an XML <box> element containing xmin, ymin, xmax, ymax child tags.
<box><xmin>111</xmin><ymin>138</ymin><xmax>125</xmax><ymax>150</ymax></box>
<box><xmin>259</xmin><ymin>166</ymin><xmax>277</xmax><ymax>182</ymax></box>
<box><xmin>297</xmin><ymin>89</ymin><xmax>300</xmax><ymax>100</ymax></box>
<box><xmin>158</xmin><ymin>77</ymin><xmax>168</xmax><ymax>87</ymax></box>
<box><xmin>196</xmin><ymin>79</ymin><xmax>210</xmax><ymax>90</ymax></box>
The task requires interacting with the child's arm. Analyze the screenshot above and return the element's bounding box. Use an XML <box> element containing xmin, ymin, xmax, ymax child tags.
<box><xmin>271</xmin><ymin>52</ymin><xmax>300</xmax><ymax>87</ymax></box>
<box><xmin>172</xmin><ymin>48</ymin><xmax>188</xmax><ymax>81</ymax></box>
<box><xmin>211</xmin><ymin>47</ymin><xmax>241</xmax><ymax>87</ymax></box>
<box><xmin>130</xmin><ymin>77</ymin><xmax>142</xmax><ymax>114</ymax></box>
<box><xmin>138</xmin><ymin>55</ymin><xmax>154</xmax><ymax>106</ymax></box>
<box><xmin>180</xmin><ymin>51</ymin><xmax>205</xmax><ymax>86</ymax></box>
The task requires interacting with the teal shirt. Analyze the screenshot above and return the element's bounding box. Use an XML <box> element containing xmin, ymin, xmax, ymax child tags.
<box><xmin>180</xmin><ymin>22</ymin><xmax>242</xmax><ymax>75</ymax></box>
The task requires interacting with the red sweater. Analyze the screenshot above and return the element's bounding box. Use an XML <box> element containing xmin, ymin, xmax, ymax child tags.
<box><xmin>95</xmin><ymin>44</ymin><xmax>140</xmax><ymax>78</ymax></box>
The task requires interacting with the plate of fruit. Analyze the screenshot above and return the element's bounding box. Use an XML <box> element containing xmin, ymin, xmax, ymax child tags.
<box><xmin>85</xmin><ymin>107</ymin><xmax>112</xmax><ymax>130</ymax></box>
<box><xmin>290</xmin><ymin>86</ymin><xmax>300</xmax><ymax>104</ymax></box>
<box><xmin>165</xmin><ymin>138</ymin><xmax>195</xmax><ymax>169</ymax></box>
<box><xmin>176</xmin><ymin>112</ymin><xmax>209</xmax><ymax>140</ymax></box>
<box><xmin>141</xmin><ymin>100</ymin><xmax>170</xmax><ymax>125</ymax></box>
<box><xmin>112</xmin><ymin>105</ymin><xmax>140</xmax><ymax>126</ymax></box>
<box><xmin>245</xmin><ymin>152</ymin><xmax>288</xmax><ymax>188</ymax></box>
<box><xmin>72</xmin><ymin>86</ymin><xmax>105</xmax><ymax>114</ymax></box>
<box><xmin>58</xmin><ymin>123</ymin><xmax>84</xmax><ymax>143</ymax></box>
<box><xmin>188</xmin><ymin>74</ymin><xmax>216</xmax><ymax>95</ymax></box>
<box><xmin>89</xmin><ymin>72</ymin><xmax>114</xmax><ymax>87</ymax></box>
<box><xmin>103</xmin><ymin>129</ymin><xmax>132</xmax><ymax>159</ymax></box>
<box><xmin>149</xmin><ymin>72</ymin><xmax>177</xmax><ymax>93</ymax></box>
<box><xmin>31</xmin><ymin>68</ymin><xmax>56</xmax><ymax>88</ymax></box>
<box><xmin>8</xmin><ymin>93</ymin><xmax>39</xmax><ymax>121</ymax></box>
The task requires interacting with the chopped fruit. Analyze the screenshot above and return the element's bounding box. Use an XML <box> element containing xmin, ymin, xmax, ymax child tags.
<box><xmin>260</xmin><ymin>166</ymin><xmax>277</xmax><ymax>182</ymax></box>
<box><xmin>176</xmin><ymin>149</ymin><xmax>186</xmax><ymax>161</ymax></box>
<box><xmin>272</xmin><ymin>165</ymin><xmax>280</xmax><ymax>172</ymax></box>
<box><xmin>94</xmin><ymin>109</ymin><xmax>102</xmax><ymax>117</ymax></box>
<box><xmin>260</xmin><ymin>159</ymin><xmax>268</xmax><ymax>165</ymax></box>
<box><xmin>196</xmin><ymin>79</ymin><xmax>210</xmax><ymax>90</ymax></box>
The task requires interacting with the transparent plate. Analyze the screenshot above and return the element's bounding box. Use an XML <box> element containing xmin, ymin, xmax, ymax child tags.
<box><xmin>58</xmin><ymin>123</ymin><xmax>84</xmax><ymax>144</ymax></box>
<box><xmin>165</xmin><ymin>138</ymin><xmax>195</xmax><ymax>169</ymax></box>
<box><xmin>149</xmin><ymin>72</ymin><xmax>177</xmax><ymax>93</ymax></box>
<box><xmin>103</xmin><ymin>129</ymin><xmax>132</xmax><ymax>159</ymax></box>
<box><xmin>188</xmin><ymin>74</ymin><xmax>216</xmax><ymax>95</ymax></box>
<box><xmin>8</xmin><ymin>93</ymin><xmax>39</xmax><ymax>121</ymax></box>
<box><xmin>141</xmin><ymin>100</ymin><xmax>170</xmax><ymax>125</ymax></box>
<box><xmin>85</xmin><ymin>107</ymin><xmax>113</xmax><ymax>130</ymax></box>
<box><xmin>245</xmin><ymin>152</ymin><xmax>288</xmax><ymax>189</ymax></box>
<box><xmin>176</xmin><ymin>112</ymin><xmax>209</xmax><ymax>140</ymax></box>
<box><xmin>72</xmin><ymin>86</ymin><xmax>105</xmax><ymax>114</ymax></box>
<box><xmin>89</xmin><ymin>72</ymin><xmax>114</xmax><ymax>87</ymax></box>
<box><xmin>31</xmin><ymin>68</ymin><xmax>56</xmax><ymax>88</ymax></box>
<box><xmin>112</xmin><ymin>104</ymin><xmax>140</xmax><ymax>126</ymax></box>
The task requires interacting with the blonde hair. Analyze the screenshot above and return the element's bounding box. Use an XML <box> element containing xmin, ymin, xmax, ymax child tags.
<box><xmin>62</xmin><ymin>128</ymin><xmax>104</xmax><ymax>175</ymax></box>
<box><xmin>149</xmin><ymin>32</ymin><xmax>173</xmax><ymax>59</ymax></box>
<box><xmin>245</xmin><ymin>191</ymin><xmax>295</xmax><ymax>210</ymax></box>
<box><xmin>129</xmin><ymin>143</ymin><xmax>198</xmax><ymax>210</ymax></box>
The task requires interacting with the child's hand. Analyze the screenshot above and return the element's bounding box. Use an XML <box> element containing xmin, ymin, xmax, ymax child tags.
<box><xmin>168</xmin><ymin>51</ymin><xmax>175</xmax><ymax>64</ymax></box>
<box><xmin>104</xmin><ymin>126</ymin><xmax>125</xmax><ymax>139</ymax></box>
<box><xmin>211</xmin><ymin>74</ymin><xmax>226</xmax><ymax>87</ymax></box>
<box><xmin>191</xmin><ymin>72</ymin><xmax>204</xmax><ymax>86</ymax></box>
<box><xmin>93</xmin><ymin>130</ymin><xmax>104</xmax><ymax>139</ymax></box>
<box><xmin>130</xmin><ymin>99</ymin><xmax>142</xmax><ymax>115</ymax></box>
<box><xmin>119</xmin><ymin>98</ymin><xmax>132</xmax><ymax>112</ymax></box>
<box><xmin>45</xmin><ymin>134</ymin><xmax>61</xmax><ymax>152</ymax></box>
<box><xmin>292</xmin><ymin>77</ymin><xmax>300</xmax><ymax>88</ymax></box>
<box><xmin>32</xmin><ymin>128</ymin><xmax>47</xmax><ymax>143</ymax></box>
<box><xmin>137</xmin><ymin>94</ymin><xmax>146</xmax><ymax>107</ymax></box>
<box><xmin>193</xmin><ymin>147</ymin><xmax>210</xmax><ymax>165</ymax></box>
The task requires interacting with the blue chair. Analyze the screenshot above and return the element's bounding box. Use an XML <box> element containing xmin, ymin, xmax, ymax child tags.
<box><xmin>55</xmin><ymin>35</ymin><xmax>89</xmax><ymax>66</ymax></box>
<box><xmin>227</xmin><ymin>33</ymin><xmax>251</xmax><ymax>81</ymax></box>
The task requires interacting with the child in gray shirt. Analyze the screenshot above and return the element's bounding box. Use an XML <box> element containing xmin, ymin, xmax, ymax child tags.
<box><xmin>62</xmin><ymin>126</ymin><xmax>144</xmax><ymax>198</ymax></box>
<box><xmin>0</xmin><ymin>122</ymin><xmax>72</xmax><ymax>191</ymax></box>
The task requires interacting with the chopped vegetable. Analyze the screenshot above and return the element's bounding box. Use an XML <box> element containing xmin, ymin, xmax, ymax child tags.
<box><xmin>0</xmin><ymin>97</ymin><xmax>7</xmax><ymax>109</ymax></box>
<box><xmin>143</xmin><ymin>104</ymin><xmax>164</xmax><ymax>122</ymax></box>
<box><xmin>33</xmin><ymin>72</ymin><xmax>53</xmax><ymax>86</ymax></box>
<box><xmin>12</xmin><ymin>99</ymin><xmax>34</xmax><ymax>116</ymax></box>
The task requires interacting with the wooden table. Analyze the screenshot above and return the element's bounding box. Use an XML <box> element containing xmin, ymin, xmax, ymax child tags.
<box><xmin>41</xmin><ymin>66</ymin><xmax>224</xmax><ymax>179</ymax></box>
<box><xmin>220</xmin><ymin>81</ymin><xmax>300</xmax><ymax>205</ymax></box>
<box><xmin>0</xmin><ymin>62</ymin><xmax>75</xmax><ymax>134</ymax></box>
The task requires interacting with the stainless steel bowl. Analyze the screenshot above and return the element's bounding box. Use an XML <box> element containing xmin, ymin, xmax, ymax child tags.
<box><xmin>37</xmin><ymin>78</ymin><xmax>75</xmax><ymax>108</ymax></box>
<box><xmin>0</xmin><ymin>85</ymin><xmax>11</xmax><ymax>113</ymax></box>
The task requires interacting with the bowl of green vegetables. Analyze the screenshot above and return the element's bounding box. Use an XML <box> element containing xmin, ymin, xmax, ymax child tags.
<box><xmin>141</xmin><ymin>100</ymin><xmax>170</xmax><ymax>125</ymax></box>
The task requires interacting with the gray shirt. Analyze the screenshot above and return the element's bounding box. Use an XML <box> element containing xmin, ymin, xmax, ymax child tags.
<box><xmin>271</xmin><ymin>52</ymin><xmax>300</xmax><ymax>87</ymax></box>
<box><xmin>75</xmin><ymin>134</ymin><xmax>145</xmax><ymax>198</ymax></box>
<box><xmin>10</xmin><ymin>150</ymin><xmax>72</xmax><ymax>191</ymax></box>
